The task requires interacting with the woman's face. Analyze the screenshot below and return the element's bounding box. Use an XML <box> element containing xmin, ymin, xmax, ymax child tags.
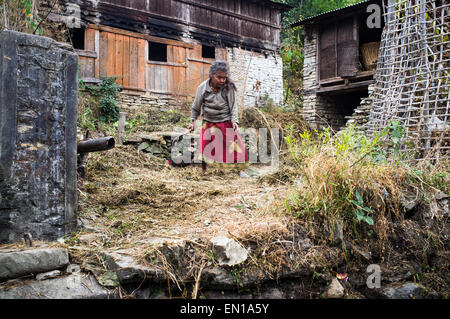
<box><xmin>210</xmin><ymin>71</ymin><xmax>227</xmax><ymax>88</ymax></box>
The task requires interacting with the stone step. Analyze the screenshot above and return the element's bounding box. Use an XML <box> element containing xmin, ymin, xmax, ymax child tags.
<box><xmin>0</xmin><ymin>248</ymin><xmax>69</xmax><ymax>281</ymax></box>
<box><xmin>0</xmin><ymin>272</ymin><xmax>116</xmax><ymax>299</ymax></box>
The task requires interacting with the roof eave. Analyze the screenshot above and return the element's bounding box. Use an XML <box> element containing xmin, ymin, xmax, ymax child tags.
<box><xmin>289</xmin><ymin>0</ymin><xmax>379</xmax><ymax>28</ymax></box>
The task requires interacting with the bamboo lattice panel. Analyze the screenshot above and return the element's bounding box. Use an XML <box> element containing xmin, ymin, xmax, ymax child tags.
<box><xmin>367</xmin><ymin>0</ymin><xmax>449</xmax><ymax>161</ymax></box>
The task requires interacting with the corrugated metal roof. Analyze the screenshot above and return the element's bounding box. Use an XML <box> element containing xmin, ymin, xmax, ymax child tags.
<box><xmin>290</xmin><ymin>0</ymin><xmax>376</xmax><ymax>27</ymax></box>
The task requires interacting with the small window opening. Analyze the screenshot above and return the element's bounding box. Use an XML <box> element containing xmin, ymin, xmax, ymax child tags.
<box><xmin>148</xmin><ymin>42</ymin><xmax>167</xmax><ymax>62</ymax></box>
<box><xmin>202</xmin><ymin>45</ymin><xmax>215</xmax><ymax>59</ymax></box>
<box><xmin>69</xmin><ymin>28</ymin><xmax>85</xmax><ymax>50</ymax></box>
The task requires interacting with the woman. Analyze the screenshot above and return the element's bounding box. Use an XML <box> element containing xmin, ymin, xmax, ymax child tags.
<box><xmin>189</xmin><ymin>61</ymin><xmax>249</xmax><ymax>176</ymax></box>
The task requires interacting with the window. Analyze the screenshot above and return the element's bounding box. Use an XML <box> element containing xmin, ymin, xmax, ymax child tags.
<box><xmin>69</xmin><ymin>28</ymin><xmax>85</xmax><ymax>50</ymax></box>
<box><xmin>202</xmin><ymin>45</ymin><xmax>215</xmax><ymax>59</ymax></box>
<box><xmin>148</xmin><ymin>41</ymin><xmax>167</xmax><ymax>62</ymax></box>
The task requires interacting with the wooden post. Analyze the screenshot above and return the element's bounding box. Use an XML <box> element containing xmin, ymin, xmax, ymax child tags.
<box><xmin>117</xmin><ymin>112</ymin><xmax>127</xmax><ymax>145</ymax></box>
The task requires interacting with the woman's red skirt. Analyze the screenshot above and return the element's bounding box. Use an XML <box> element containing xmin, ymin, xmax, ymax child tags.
<box><xmin>200</xmin><ymin>120</ymin><xmax>249</xmax><ymax>169</ymax></box>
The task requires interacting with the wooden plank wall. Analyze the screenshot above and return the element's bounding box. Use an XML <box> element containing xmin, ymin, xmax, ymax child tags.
<box><xmin>81</xmin><ymin>25</ymin><xmax>226</xmax><ymax>96</ymax></box>
<box><xmin>96</xmin><ymin>30</ymin><xmax>147</xmax><ymax>90</ymax></box>
<box><xmin>98</xmin><ymin>0</ymin><xmax>281</xmax><ymax>47</ymax></box>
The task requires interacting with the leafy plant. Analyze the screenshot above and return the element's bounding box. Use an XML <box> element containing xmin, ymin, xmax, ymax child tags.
<box><xmin>233</xmin><ymin>195</ymin><xmax>258</xmax><ymax>210</ymax></box>
<box><xmin>349</xmin><ymin>190</ymin><xmax>374</xmax><ymax>225</ymax></box>
<box><xmin>86</xmin><ymin>77</ymin><xmax>122</xmax><ymax>123</ymax></box>
<box><xmin>20</xmin><ymin>0</ymin><xmax>43</xmax><ymax>34</ymax></box>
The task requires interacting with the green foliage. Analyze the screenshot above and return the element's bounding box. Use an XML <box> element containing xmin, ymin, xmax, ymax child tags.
<box><xmin>20</xmin><ymin>0</ymin><xmax>43</xmax><ymax>34</ymax></box>
<box><xmin>86</xmin><ymin>77</ymin><xmax>122</xmax><ymax>123</ymax></box>
<box><xmin>349</xmin><ymin>190</ymin><xmax>374</xmax><ymax>225</ymax></box>
<box><xmin>281</xmin><ymin>29</ymin><xmax>304</xmax><ymax>107</ymax></box>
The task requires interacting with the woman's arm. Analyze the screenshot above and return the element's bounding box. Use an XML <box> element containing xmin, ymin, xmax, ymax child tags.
<box><xmin>191</xmin><ymin>85</ymin><xmax>204</xmax><ymax>122</ymax></box>
<box><xmin>228</xmin><ymin>88</ymin><xmax>238</xmax><ymax>126</ymax></box>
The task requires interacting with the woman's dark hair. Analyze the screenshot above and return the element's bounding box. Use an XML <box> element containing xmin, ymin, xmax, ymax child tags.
<box><xmin>209</xmin><ymin>60</ymin><xmax>236</xmax><ymax>92</ymax></box>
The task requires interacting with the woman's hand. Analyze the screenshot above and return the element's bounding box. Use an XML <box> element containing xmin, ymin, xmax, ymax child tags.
<box><xmin>232</xmin><ymin>122</ymin><xmax>239</xmax><ymax>131</ymax></box>
<box><xmin>189</xmin><ymin>121</ymin><xmax>195</xmax><ymax>132</ymax></box>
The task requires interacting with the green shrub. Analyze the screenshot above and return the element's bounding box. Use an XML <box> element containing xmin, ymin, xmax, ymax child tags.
<box><xmin>86</xmin><ymin>77</ymin><xmax>122</xmax><ymax>123</ymax></box>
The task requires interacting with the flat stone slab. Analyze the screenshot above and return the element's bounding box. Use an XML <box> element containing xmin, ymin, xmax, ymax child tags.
<box><xmin>0</xmin><ymin>248</ymin><xmax>69</xmax><ymax>281</ymax></box>
<box><xmin>101</xmin><ymin>250</ymin><xmax>167</xmax><ymax>284</ymax></box>
<box><xmin>0</xmin><ymin>273</ymin><xmax>116</xmax><ymax>299</ymax></box>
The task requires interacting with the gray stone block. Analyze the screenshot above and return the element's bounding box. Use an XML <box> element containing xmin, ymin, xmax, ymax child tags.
<box><xmin>0</xmin><ymin>248</ymin><xmax>69</xmax><ymax>281</ymax></box>
<box><xmin>0</xmin><ymin>272</ymin><xmax>116</xmax><ymax>299</ymax></box>
<box><xmin>0</xmin><ymin>30</ymin><xmax>78</xmax><ymax>243</ymax></box>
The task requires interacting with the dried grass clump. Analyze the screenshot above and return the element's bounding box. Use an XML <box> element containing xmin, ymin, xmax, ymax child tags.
<box><xmin>282</xmin><ymin>123</ymin><xmax>449</xmax><ymax>253</ymax></box>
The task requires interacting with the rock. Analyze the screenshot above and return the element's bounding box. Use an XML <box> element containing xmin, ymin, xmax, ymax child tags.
<box><xmin>210</xmin><ymin>236</ymin><xmax>248</xmax><ymax>266</ymax></box>
<box><xmin>326</xmin><ymin>220</ymin><xmax>344</xmax><ymax>245</ymax></box>
<box><xmin>201</xmin><ymin>290</ymin><xmax>253</xmax><ymax>299</ymax></box>
<box><xmin>201</xmin><ymin>268</ymin><xmax>236</xmax><ymax>288</ymax></box>
<box><xmin>0</xmin><ymin>248</ymin><xmax>69</xmax><ymax>281</ymax></box>
<box><xmin>0</xmin><ymin>273</ymin><xmax>116</xmax><ymax>299</ymax></box>
<box><xmin>323</xmin><ymin>278</ymin><xmax>345</xmax><ymax>299</ymax></box>
<box><xmin>258</xmin><ymin>287</ymin><xmax>284</xmax><ymax>299</ymax></box>
<box><xmin>348</xmin><ymin>242</ymin><xmax>371</xmax><ymax>261</ymax></box>
<box><xmin>101</xmin><ymin>250</ymin><xmax>166</xmax><ymax>284</ymax></box>
<box><xmin>435</xmin><ymin>191</ymin><xmax>448</xmax><ymax>201</ymax></box>
<box><xmin>137</xmin><ymin>142</ymin><xmax>150</xmax><ymax>151</ymax></box>
<box><xmin>97</xmin><ymin>271</ymin><xmax>120</xmax><ymax>287</ymax></box>
<box><xmin>147</xmin><ymin>237</ymin><xmax>186</xmax><ymax>268</ymax></box>
<box><xmin>77</xmin><ymin>233</ymin><xmax>107</xmax><ymax>245</ymax></box>
<box><xmin>381</xmin><ymin>282</ymin><xmax>434</xmax><ymax>299</ymax></box>
<box><xmin>36</xmin><ymin>270</ymin><xmax>61</xmax><ymax>281</ymax></box>
<box><xmin>65</xmin><ymin>264</ymin><xmax>81</xmax><ymax>274</ymax></box>
<box><xmin>297</xmin><ymin>238</ymin><xmax>312</xmax><ymax>250</ymax></box>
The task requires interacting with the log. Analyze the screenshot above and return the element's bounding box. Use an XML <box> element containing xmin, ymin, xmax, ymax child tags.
<box><xmin>77</xmin><ymin>136</ymin><xmax>115</xmax><ymax>153</ymax></box>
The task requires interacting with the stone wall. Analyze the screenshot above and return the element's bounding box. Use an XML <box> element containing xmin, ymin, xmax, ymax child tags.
<box><xmin>0</xmin><ymin>31</ymin><xmax>78</xmax><ymax>243</ymax></box>
<box><xmin>301</xmin><ymin>28</ymin><xmax>321</xmax><ymax>128</ymax></box>
<box><xmin>345</xmin><ymin>84</ymin><xmax>375</xmax><ymax>130</ymax></box>
<box><xmin>118</xmin><ymin>91</ymin><xmax>192</xmax><ymax>117</ymax></box>
<box><xmin>227</xmin><ymin>47</ymin><xmax>283</xmax><ymax>110</ymax></box>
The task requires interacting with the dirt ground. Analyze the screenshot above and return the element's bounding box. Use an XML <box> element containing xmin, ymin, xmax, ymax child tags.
<box><xmin>75</xmin><ymin>144</ymin><xmax>294</xmax><ymax>254</ymax></box>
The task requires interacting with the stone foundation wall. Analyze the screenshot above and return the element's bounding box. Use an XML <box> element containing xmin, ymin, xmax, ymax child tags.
<box><xmin>301</xmin><ymin>28</ymin><xmax>321</xmax><ymax>128</ymax></box>
<box><xmin>0</xmin><ymin>31</ymin><xmax>78</xmax><ymax>243</ymax></box>
<box><xmin>345</xmin><ymin>84</ymin><xmax>375</xmax><ymax>130</ymax></box>
<box><xmin>118</xmin><ymin>91</ymin><xmax>193</xmax><ymax>117</ymax></box>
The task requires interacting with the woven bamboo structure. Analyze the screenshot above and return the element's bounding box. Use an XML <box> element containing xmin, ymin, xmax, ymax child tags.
<box><xmin>367</xmin><ymin>0</ymin><xmax>449</xmax><ymax>161</ymax></box>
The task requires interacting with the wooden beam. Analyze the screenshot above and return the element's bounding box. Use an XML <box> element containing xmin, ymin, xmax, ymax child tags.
<box><xmin>319</xmin><ymin>71</ymin><xmax>375</xmax><ymax>86</ymax></box>
<box><xmin>75</xmin><ymin>49</ymin><xmax>97</xmax><ymax>58</ymax></box>
<box><xmin>147</xmin><ymin>61</ymin><xmax>188</xmax><ymax>68</ymax></box>
<box><xmin>88</xmin><ymin>24</ymin><xmax>195</xmax><ymax>49</ymax></box>
<box><xmin>316</xmin><ymin>79</ymin><xmax>375</xmax><ymax>93</ymax></box>
<box><xmin>174</xmin><ymin>0</ymin><xmax>281</xmax><ymax>29</ymax></box>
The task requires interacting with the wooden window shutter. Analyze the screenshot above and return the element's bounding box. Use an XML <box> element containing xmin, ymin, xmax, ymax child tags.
<box><xmin>337</xmin><ymin>18</ymin><xmax>358</xmax><ymax>78</ymax></box>
<box><xmin>319</xmin><ymin>25</ymin><xmax>337</xmax><ymax>80</ymax></box>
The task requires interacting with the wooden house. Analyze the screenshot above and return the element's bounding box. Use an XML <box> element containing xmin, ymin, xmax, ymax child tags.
<box><xmin>50</xmin><ymin>0</ymin><xmax>291</xmax><ymax>114</ymax></box>
<box><xmin>291</xmin><ymin>0</ymin><xmax>383</xmax><ymax>131</ymax></box>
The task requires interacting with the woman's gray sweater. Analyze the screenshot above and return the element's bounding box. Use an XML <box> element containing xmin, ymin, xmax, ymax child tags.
<box><xmin>191</xmin><ymin>79</ymin><xmax>239</xmax><ymax>124</ymax></box>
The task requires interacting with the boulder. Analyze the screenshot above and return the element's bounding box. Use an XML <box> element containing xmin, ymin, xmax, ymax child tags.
<box><xmin>0</xmin><ymin>248</ymin><xmax>69</xmax><ymax>281</ymax></box>
<box><xmin>323</xmin><ymin>278</ymin><xmax>345</xmax><ymax>299</ymax></box>
<box><xmin>210</xmin><ymin>236</ymin><xmax>248</xmax><ymax>266</ymax></box>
